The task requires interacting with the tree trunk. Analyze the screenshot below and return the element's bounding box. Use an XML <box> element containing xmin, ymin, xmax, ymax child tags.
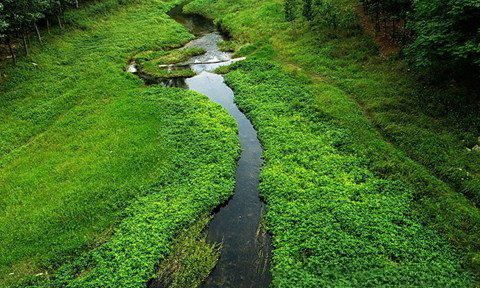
<box><xmin>34</xmin><ymin>22</ymin><xmax>43</xmax><ymax>43</ymax></box>
<box><xmin>46</xmin><ymin>19</ymin><xmax>51</xmax><ymax>34</ymax></box>
<box><xmin>57</xmin><ymin>15</ymin><xmax>64</xmax><ymax>29</ymax></box>
<box><xmin>22</xmin><ymin>32</ymin><xmax>29</xmax><ymax>56</ymax></box>
<box><xmin>74</xmin><ymin>0</ymin><xmax>79</xmax><ymax>8</ymax></box>
<box><xmin>7</xmin><ymin>39</ymin><xmax>16</xmax><ymax>65</ymax></box>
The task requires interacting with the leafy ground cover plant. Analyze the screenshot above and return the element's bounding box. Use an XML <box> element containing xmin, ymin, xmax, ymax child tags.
<box><xmin>225</xmin><ymin>58</ymin><xmax>474</xmax><ymax>286</ymax></box>
<box><xmin>133</xmin><ymin>47</ymin><xmax>206</xmax><ymax>78</ymax></box>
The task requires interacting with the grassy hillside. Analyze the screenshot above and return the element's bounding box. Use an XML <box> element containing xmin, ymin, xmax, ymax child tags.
<box><xmin>0</xmin><ymin>0</ymin><xmax>238</xmax><ymax>286</ymax></box>
<box><xmin>185</xmin><ymin>0</ymin><xmax>480</xmax><ymax>284</ymax></box>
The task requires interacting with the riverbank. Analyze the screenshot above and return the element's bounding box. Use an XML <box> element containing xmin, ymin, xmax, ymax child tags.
<box><xmin>0</xmin><ymin>1</ymin><xmax>239</xmax><ymax>286</ymax></box>
<box><xmin>184</xmin><ymin>0</ymin><xmax>480</xmax><ymax>285</ymax></box>
<box><xmin>129</xmin><ymin>8</ymin><xmax>272</xmax><ymax>284</ymax></box>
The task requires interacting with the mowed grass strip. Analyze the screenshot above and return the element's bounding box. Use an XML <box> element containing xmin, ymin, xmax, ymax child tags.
<box><xmin>0</xmin><ymin>0</ymin><xmax>238</xmax><ymax>286</ymax></box>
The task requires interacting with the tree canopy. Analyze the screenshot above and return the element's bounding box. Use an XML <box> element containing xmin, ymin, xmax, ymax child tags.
<box><xmin>286</xmin><ymin>0</ymin><xmax>480</xmax><ymax>81</ymax></box>
<box><xmin>0</xmin><ymin>0</ymin><xmax>79</xmax><ymax>61</ymax></box>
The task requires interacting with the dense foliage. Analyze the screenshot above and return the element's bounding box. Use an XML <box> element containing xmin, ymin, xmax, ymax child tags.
<box><xmin>279</xmin><ymin>0</ymin><xmax>480</xmax><ymax>212</ymax></box>
<box><xmin>0</xmin><ymin>4</ymin><xmax>7</xmax><ymax>36</ymax></box>
<box><xmin>284</xmin><ymin>0</ymin><xmax>361</xmax><ymax>29</ymax></box>
<box><xmin>286</xmin><ymin>0</ymin><xmax>480</xmax><ymax>80</ymax></box>
<box><xmin>226</xmin><ymin>58</ymin><xmax>473</xmax><ymax>287</ymax></box>
<box><xmin>2</xmin><ymin>0</ymin><xmax>480</xmax><ymax>285</ymax></box>
<box><xmin>0</xmin><ymin>0</ymin><xmax>110</xmax><ymax>61</ymax></box>
<box><xmin>362</xmin><ymin>0</ymin><xmax>480</xmax><ymax>79</ymax></box>
<box><xmin>408</xmin><ymin>0</ymin><xmax>480</xmax><ymax>79</ymax></box>
<box><xmin>18</xmin><ymin>87</ymin><xmax>238</xmax><ymax>288</ymax></box>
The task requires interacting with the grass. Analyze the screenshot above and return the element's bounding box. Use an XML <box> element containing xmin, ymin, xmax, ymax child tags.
<box><xmin>226</xmin><ymin>58</ymin><xmax>474</xmax><ymax>286</ymax></box>
<box><xmin>217</xmin><ymin>40</ymin><xmax>236</xmax><ymax>52</ymax></box>
<box><xmin>184</xmin><ymin>0</ymin><xmax>480</xmax><ymax>285</ymax></box>
<box><xmin>0</xmin><ymin>0</ymin><xmax>238</xmax><ymax>286</ymax></box>
<box><xmin>277</xmin><ymin>21</ymin><xmax>480</xmax><ymax>207</ymax></box>
<box><xmin>153</xmin><ymin>215</ymin><xmax>220</xmax><ymax>288</ymax></box>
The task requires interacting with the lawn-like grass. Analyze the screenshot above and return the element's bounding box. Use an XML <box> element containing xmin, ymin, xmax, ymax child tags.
<box><xmin>185</xmin><ymin>0</ymin><xmax>480</xmax><ymax>284</ymax></box>
<box><xmin>3</xmin><ymin>0</ymin><xmax>480</xmax><ymax>286</ymax></box>
<box><xmin>0</xmin><ymin>0</ymin><xmax>238</xmax><ymax>286</ymax></box>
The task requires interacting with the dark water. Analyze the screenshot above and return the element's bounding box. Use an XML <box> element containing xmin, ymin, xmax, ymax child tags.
<box><xmin>187</xmin><ymin>72</ymin><xmax>271</xmax><ymax>288</ymax></box>
<box><xmin>136</xmin><ymin>5</ymin><xmax>272</xmax><ymax>287</ymax></box>
<box><xmin>167</xmin><ymin>3</ymin><xmax>215</xmax><ymax>36</ymax></box>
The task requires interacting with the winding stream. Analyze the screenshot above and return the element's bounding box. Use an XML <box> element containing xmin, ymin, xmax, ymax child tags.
<box><xmin>132</xmin><ymin>5</ymin><xmax>272</xmax><ymax>287</ymax></box>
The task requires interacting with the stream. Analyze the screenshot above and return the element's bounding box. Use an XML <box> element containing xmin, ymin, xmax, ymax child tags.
<box><xmin>130</xmin><ymin>4</ymin><xmax>272</xmax><ymax>288</ymax></box>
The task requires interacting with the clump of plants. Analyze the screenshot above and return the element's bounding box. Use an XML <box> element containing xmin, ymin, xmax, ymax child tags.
<box><xmin>133</xmin><ymin>47</ymin><xmax>206</xmax><ymax>79</ymax></box>
<box><xmin>153</xmin><ymin>215</ymin><xmax>220</xmax><ymax>288</ymax></box>
<box><xmin>218</xmin><ymin>40</ymin><xmax>236</xmax><ymax>52</ymax></box>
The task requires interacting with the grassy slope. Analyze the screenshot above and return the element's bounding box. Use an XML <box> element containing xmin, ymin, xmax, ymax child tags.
<box><xmin>0</xmin><ymin>0</ymin><xmax>238</xmax><ymax>286</ymax></box>
<box><xmin>185</xmin><ymin>0</ymin><xmax>480</xmax><ymax>285</ymax></box>
<box><xmin>277</xmin><ymin>22</ymin><xmax>480</xmax><ymax>207</ymax></box>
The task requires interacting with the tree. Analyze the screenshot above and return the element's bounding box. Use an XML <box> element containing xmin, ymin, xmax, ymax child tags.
<box><xmin>303</xmin><ymin>0</ymin><xmax>314</xmax><ymax>21</ymax></box>
<box><xmin>407</xmin><ymin>0</ymin><xmax>480</xmax><ymax>80</ymax></box>
<box><xmin>0</xmin><ymin>3</ymin><xmax>14</xmax><ymax>63</ymax></box>
<box><xmin>0</xmin><ymin>4</ymin><xmax>7</xmax><ymax>38</ymax></box>
<box><xmin>285</xmin><ymin>0</ymin><xmax>296</xmax><ymax>21</ymax></box>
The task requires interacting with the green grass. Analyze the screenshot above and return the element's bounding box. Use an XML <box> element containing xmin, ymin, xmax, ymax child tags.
<box><xmin>185</xmin><ymin>0</ymin><xmax>480</xmax><ymax>284</ymax></box>
<box><xmin>275</xmin><ymin>21</ymin><xmax>480</xmax><ymax>207</ymax></box>
<box><xmin>217</xmin><ymin>40</ymin><xmax>236</xmax><ymax>52</ymax></box>
<box><xmin>0</xmin><ymin>0</ymin><xmax>238</xmax><ymax>286</ymax></box>
<box><xmin>154</xmin><ymin>215</ymin><xmax>220</xmax><ymax>288</ymax></box>
<box><xmin>17</xmin><ymin>87</ymin><xmax>238</xmax><ymax>287</ymax></box>
<box><xmin>3</xmin><ymin>0</ymin><xmax>480</xmax><ymax>286</ymax></box>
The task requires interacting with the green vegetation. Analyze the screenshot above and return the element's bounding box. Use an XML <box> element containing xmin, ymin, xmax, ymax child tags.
<box><xmin>408</xmin><ymin>0</ymin><xmax>480</xmax><ymax>79</ymax></box>
<box><xmin>154</xmin><ymin>215</ymin><xmax>220</xmax><ymax>288</ymax></box>
<box><xmin>0</xmin><ymin>0</ymin><xmax>238</xmax><ymax>286</ymax></box>
<box><xmin>2</xmin><ymin>0</ymin><xmax>480</xmax><ymax>286</ymax></box>
<box><xmin>134</xmin><ymin>47</ymin><xmax>206</xmax><ymax>79</ymax></box>
<box><xmin>1</xmin><ymin>0</ymin><xmax>90</xmax><ymax>61</ymax></box>
<box><xmin>141</xmin><ymin>64</ymin><xmax>196</xmax><ymax>79</ymax></box>
<box><xmin>185</xmin><ymin>0</ymin><xmax>480</xmax><ymax>284</ymax></box>
<box><xmin>293</xmin><ymin>0</ymin><xmax>480</xmax><ymax>80</ymax></box>
<box><xmin>227</xmin><ymin>58</ymin><xmax>473</xmax><ymax>286</ymax></box>
<box><xmin>217</xmin><ymin>40</ymin><xmax>236</xmax><ymax>52</ymax></box>
<box><xmin>16</xmin><ymin>87</ymin><xmax>238</xmax><ymax>287</ymax></box>
<box><xmin>273</xmin><ymin>0</ymin><xmax>480</xmax><ymax>213</ymax></box>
